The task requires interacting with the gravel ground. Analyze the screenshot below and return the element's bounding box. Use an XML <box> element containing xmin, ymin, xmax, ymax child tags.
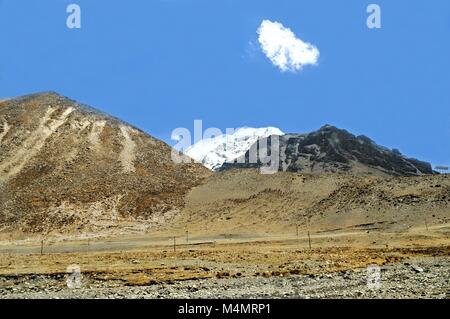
<box><xmin>1</xmin><ymin>257</ymin><xmax>449</xmax><ymax>299</ymax></box>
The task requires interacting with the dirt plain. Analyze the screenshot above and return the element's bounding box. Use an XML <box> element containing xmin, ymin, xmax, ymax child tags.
<box><xmin>0</xmin><ymin>221</ymin><xmax>448</xmax><ymax>298</ymax></box>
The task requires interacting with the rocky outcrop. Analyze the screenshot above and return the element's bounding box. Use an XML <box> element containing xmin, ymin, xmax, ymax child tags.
<box><xmin>219</xmin><ymin>125</ymin><xmax>433</xmax><ymax>176</ymax></box>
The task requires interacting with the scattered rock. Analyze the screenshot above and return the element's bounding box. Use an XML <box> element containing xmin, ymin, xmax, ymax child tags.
<box><xmin>411</xmin><ymin>265</ymin><xmax>424</xmax><ymax>273</ymax></box>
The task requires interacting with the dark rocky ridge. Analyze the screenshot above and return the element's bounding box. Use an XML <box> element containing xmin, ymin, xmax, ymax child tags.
<box><xmin>219</xmin><ymin>125</ymin><xmax>433</xmax><ymax>176</ymax></box>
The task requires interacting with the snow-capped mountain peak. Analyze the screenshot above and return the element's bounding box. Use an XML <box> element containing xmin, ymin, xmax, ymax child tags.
<box><xmin>185</xmin><ymin>127</ymin><xmax>284</xmax><ymax>170</ymax></box>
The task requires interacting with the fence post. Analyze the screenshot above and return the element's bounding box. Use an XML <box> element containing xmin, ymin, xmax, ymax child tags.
<box><xmin>308</xmin><ymin>231</ymin><xmax>312</xmax><ymax>250</ymax></box>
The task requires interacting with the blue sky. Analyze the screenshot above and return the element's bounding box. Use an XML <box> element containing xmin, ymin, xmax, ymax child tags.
<box><xmin>0</xmin><ymin>0</ymin><xmax>449</xmax><ymax>166</ymax></box>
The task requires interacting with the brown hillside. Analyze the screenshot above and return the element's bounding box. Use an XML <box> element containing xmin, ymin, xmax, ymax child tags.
<box><xmin>169</xmin><ymin>169</ymin><xmax>449</xmax><ymax>235</ymax></box>
<box><xmin>0</xmin><ymin>92</ymin><xmax>211</xmax><ymax>236</ymax></box>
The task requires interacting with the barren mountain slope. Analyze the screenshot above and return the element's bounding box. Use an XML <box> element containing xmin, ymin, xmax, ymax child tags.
<box><xmin>169</xmin><ymin>169</ymin><xmax>449</xmax><ymax>235</ymax></box>
<box><xmin>0</xmin><ymin>92</ymin><xmax>211</xmax><ymax>236</ymax></box>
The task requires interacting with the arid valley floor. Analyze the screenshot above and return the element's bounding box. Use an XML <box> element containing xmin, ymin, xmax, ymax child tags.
<box><xmin>0</xmin><ymin>223</ymin><xmax>449</xmax><ymax>298</ymax></box>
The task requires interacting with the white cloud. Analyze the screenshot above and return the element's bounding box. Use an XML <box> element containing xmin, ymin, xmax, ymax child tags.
<box><xmin>257</xmin><ymin>20</ymin><xmax>319</xmax><ymax>72</ymax></box>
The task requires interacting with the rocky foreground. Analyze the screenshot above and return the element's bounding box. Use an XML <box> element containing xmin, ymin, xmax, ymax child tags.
<box><xmin>1</xmin><ymin>256</ymin><xmax>448</xmax><ymax>299</ymax></box>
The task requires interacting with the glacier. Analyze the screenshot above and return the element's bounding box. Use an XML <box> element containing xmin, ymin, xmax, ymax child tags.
<box><xmin>185</xmin><ymin>127</ymin><xmax>284</xmax><ymax>170</ymax></box>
